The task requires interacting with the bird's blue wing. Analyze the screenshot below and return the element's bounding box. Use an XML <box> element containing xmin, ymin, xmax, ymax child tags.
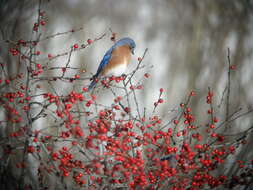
<box><xmin>94</xmin><ymin>48</ymin><xmax>113</xmax><ymax>77</ymax></box>
<box><xmin>88</xmin><ymin>47</ymin><xmax>114</xmax><ymax>91</ymax></box>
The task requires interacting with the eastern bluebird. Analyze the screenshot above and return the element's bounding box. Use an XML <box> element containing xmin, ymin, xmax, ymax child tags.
<box><xmin>88</xmin><ymin>37</ymin><xmax>136</xmax><ymax>91</ymax></box>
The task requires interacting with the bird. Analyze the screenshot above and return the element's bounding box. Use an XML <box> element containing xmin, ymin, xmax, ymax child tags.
<box><xmin>88</xmin><ymin>37</ymin><xmax>136</xmax><ymax>91</ymax></box>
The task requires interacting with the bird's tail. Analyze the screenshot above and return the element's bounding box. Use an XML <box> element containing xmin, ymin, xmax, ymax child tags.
<box><xmin>88</xmin><ymin>77</ymin><xmax>98</xmax><ymax>91</ymax></box>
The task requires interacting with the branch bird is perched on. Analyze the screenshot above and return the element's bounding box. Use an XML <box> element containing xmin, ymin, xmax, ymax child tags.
<box><xmin>88</xmin><ymin>37</ymin><xmax>136</xmax><ymax>91</ymax></box>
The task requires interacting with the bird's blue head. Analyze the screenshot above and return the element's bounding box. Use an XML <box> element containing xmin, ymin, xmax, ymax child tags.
<box><xmin>115</xmin><ymin>37</ymin><xmax>136</xmax><ymax>55</ymax></box>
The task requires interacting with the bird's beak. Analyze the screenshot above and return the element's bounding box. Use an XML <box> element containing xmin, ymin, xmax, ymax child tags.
<box><xmin>131</xmin><ymin>49</ymin><xmax>135</xmax><ymax>55</ymax></box>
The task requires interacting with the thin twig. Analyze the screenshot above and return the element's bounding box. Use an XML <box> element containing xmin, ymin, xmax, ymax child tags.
<box><xmin>129</xmin><ymin>80</ymin><xmax>141</xmax><ymax>119</ymax></box>
<box><xmin>215</xmin><ymin>108</ymin><xmax>252</xmax><ymax>131</ymax></box>
<box><xmin>218</xmin><ymin>86</ymin><xmax>227</xmax><ymax>108</ymax></box>
<box><xmin>61</xmin><ymin>47</ymin><xmax>74</xmax><ymax>78</ymax></box>
<box><xmin>225</xmin><ymin>48</ymin><xmax>231</xmax><ymax>130</ymax></box>
<box><xmin>125</xmin><ymin>48</ymin><xmax>148</xmax><ymax>86</ymax></box>
<box><xmin>18</xmin><ymin>1</ymin><xmax>42</xmax><ymax>189</ymax></box>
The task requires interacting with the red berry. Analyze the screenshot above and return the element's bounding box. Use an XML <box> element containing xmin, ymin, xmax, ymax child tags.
<box><xmin>158</xmin><ymin>98</ymin><xmax>164</xmax><ymax>103</ymax></box>
<box><xmin>73</xmin><ymin>44</ymin><xmax>79</xmax><ymax>49</ymax></box>
<box><xmin>230</xmin><ymin>65</ymin><xmax>236</xmax><ymax>70</ymax></box>
<box><xmin>190</xmin><ymin>91</ymin><xmax>196</xmax><ymax>96</ymax></box>
<box><xmin>213</xmin><ymin>117</ymin><xmax>219</xmax><ymax>123</ymax></box>
<box><xmin>33</xmin><ymin>23</ymin><xmax>39</xmax><ymax>31</ymax></box>
<box><xmin>27</xmin><ymin>146</ymin><xmax>35</xmax><ymax>153</ymax></box>
<box><xmin>5</xmin><ymin>79</ymin><xmax>10</xmax><ymax>84</ymax></box>
<box><xmin>40</xmin><ymin>20</ymin><xmax>46</xmax><ymax>26</ymax></box>
<box><xmin>82</xmin><ymin>87</ymin><xmax>88</xmax><ymax>92</ymax></box>
<box><xmin>36</xmin><ymin>64</ymin><xmax>42</xmax><ymax>69</ymax></box>
<box><xmin>144</xmin><ymin>73</ymin><xmax>150</xmax><ymax>78</ymax></box>
<box><xmin>87</xmin><ymin>39</ymin><xmax>93</xmax><ymax>44</ymax></box>
<box><xmin>173</xmin><ymin>120</ymin><xmax>179</xmax><ymax>125</ymax></box>
<box><xmin>48</xmin><ymin>53</ymin><xmax>53</xmax><ymax>59</ymax></box>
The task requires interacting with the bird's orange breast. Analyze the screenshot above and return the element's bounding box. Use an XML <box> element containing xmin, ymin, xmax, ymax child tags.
<box><xmin>102</xmin><ymin>45</ymin><xmax>132</xmax><ymax>75</ymax></box>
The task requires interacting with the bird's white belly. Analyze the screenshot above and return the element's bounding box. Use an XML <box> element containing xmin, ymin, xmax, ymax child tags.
<box><xmin>106</xmin><ymin>63</ymin><xmax>127</xmax><ymax>76</ymax></box>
